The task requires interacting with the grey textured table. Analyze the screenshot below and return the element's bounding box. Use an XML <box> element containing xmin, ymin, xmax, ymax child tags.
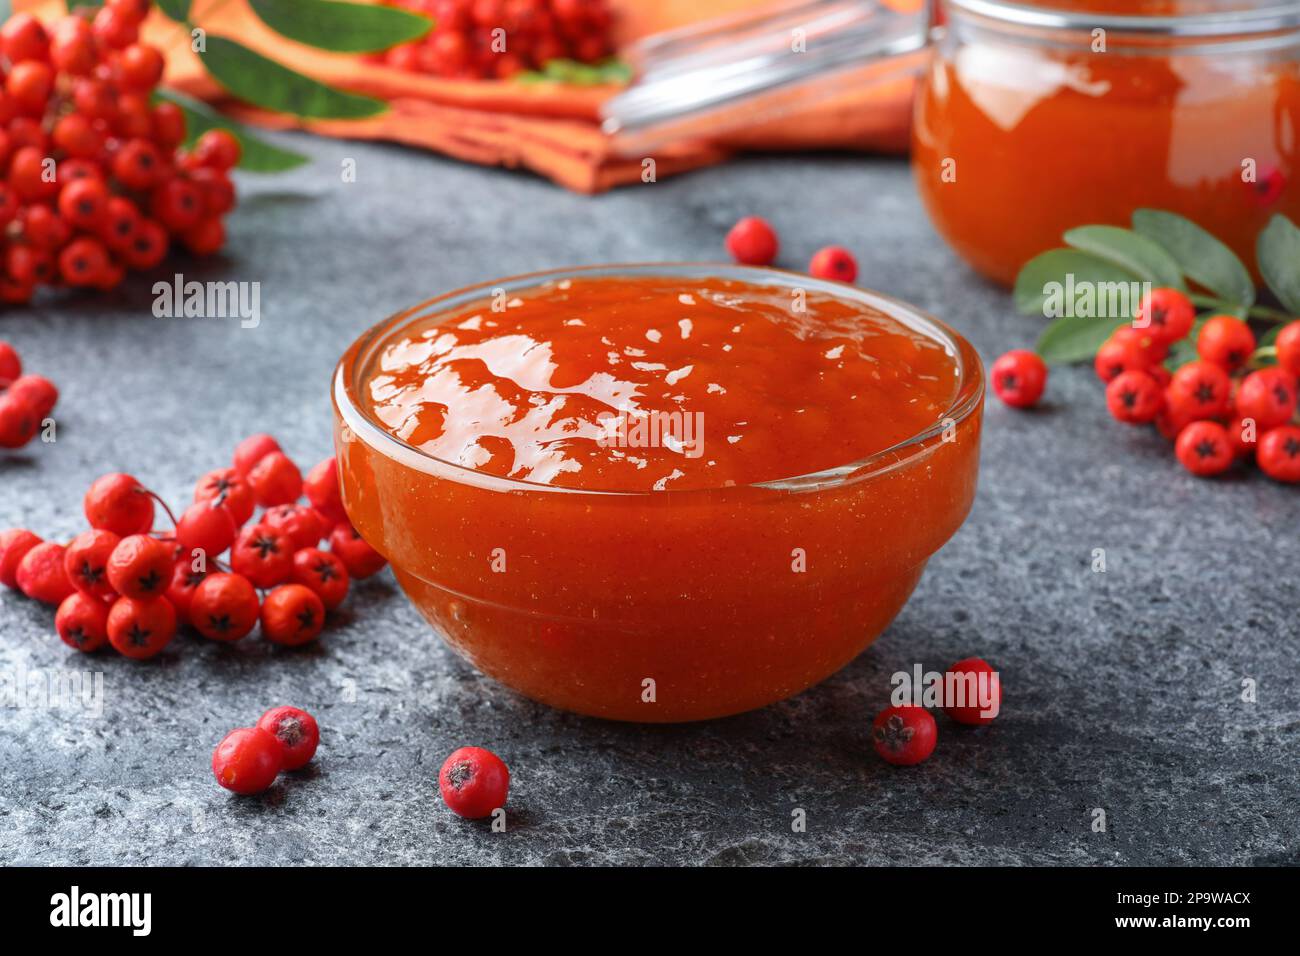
<box><xmin>2</xmin><ymin>135</ymin><xmax>1297</xmax><ymax>866</ymax></box>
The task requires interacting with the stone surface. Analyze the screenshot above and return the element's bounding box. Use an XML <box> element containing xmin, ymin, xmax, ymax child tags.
<box><xmin>1</xmin><ymin>136</ymin><xmax>1297</xmax><ymax>866</ymax></box>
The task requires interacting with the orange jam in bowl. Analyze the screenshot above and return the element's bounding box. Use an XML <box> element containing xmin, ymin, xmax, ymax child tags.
<box><xmin>913</xmin><ymin>0</ymin><xmax>1300</xmax><ymax>285</ymax></box>
<box><xmin>332</xmin><ymin>265</ymin><xmax>983</xmax><ymax>722</ymax></box>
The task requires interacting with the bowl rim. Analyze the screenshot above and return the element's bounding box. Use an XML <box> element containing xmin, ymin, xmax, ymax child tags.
<box><xmin>333</xmin><ymin>263</ymin><xmax>985</xmax><ymax>497</ymax></box>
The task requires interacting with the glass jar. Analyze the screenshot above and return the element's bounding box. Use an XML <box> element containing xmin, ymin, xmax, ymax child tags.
<box><xmin>602</xmin><ymin>0</ymin><xmax>1300</xmax><ymax>286</ymax></box>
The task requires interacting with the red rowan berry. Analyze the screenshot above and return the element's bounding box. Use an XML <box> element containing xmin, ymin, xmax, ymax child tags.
<box><xmin>1169</xmin><ymin>360</ymin><xmax>1232</xmax><ymax>419</ymax></box>
<box><xmin>0</xmin><ymin>340</ymin><xmax>20</xmax><ymax>383</ymax></box>
<box><xmin>1</xmin><ymin>374</ymin><xmax>51</xmax><ymax>413</ymax></box>
<box><xmin>231</xmin><ymin>524</ymin><xmax>293</xmax><ymax>589</ymax></box>
<box><xmin>112</xmin><ymin>138</ymin><xmax>164</xmax><ymax>191</ymax></box>
<box><xmin>0</xmin><ymin>395</ymin><xmax>39</xmax><ymax>448</ymax></box>
<box><xmin>212</xmin><ymin>727</ymin><xmax>283</xmax><ymax>795</ymax></box>
<box><xmin>187</xmin><ymin>166</ymin><xmax>235</xmax><ymax>216</ymax></box>
<box><xmin>1110</xmin><ymin>325</ymin><xmax>1169</xmax><ymax>365</ymax></box>
<box><xmin>189</xmin><ymin>572</ymin><xmax>260</xmax><ymax>642</ymax></box>
<box><xmin>1234</xmin><ymin>367</ymin><xmax>1296</xmax><ymax>430</ymax></box>
<box><xmin>150</xmin><ymin>176</ymin><xmax>204</xmax><ymax>232</ymax></box>
<box><xmin>181</xmin><ymin>216</ymin><xmax>224</xmax><ymax>256</ymax></box>
<box><xmin>304</xmin><ymin>457</ymin><xmax>347</xmax><ymax>523</ymax></box>
<box><xmin>16</xmin><ymin>541</ymin><xmax>75</xmax><ymax>605</ymax></box>
<box><xmin>72</xmin><ymin>78</ymin><xmax>115</xmax><ymax>120</ymax></box>
<box><xmin>872</xmin><ymin>705</ymin><xmax>937</xmax><ymax>766</ymax></box>
<box><xmin>58</xmin><ymin>236</ymin><xmax>110</xmax><ymax>286</ymax></box>
<box><xmin>329</xmin><ymin>522</ymin><xmax>387</xmax><ymax>579</ymax></box>
<box><xmin>165</xmin><ymin>560</ymin><xmax>207</xmax><ymax>621</ymax></box>
<box><xmin>194</xmin><ymin>467</ymin><xmax>255</xmax><ymax>526</ymax></box>
<box><xmin>100</xmin><ymin>196</ymin><xmax>141</xmax><ymax>253</ymax></box>
<box><xmin>260</xmin><ymin>583</ymin><xmax>325</xmax><ymax>646</ymax></box>
<box><xmin>49</xmin><ymin>16</ymin><xmax>96</xmax><ymax>76</ymax></box>
<box><xmin>106</xmin><ymin>534</ymin><xmax>173</xmax><ymax>600</ymax></box>
<box><xmin>262</xmin><ymin>504</ymin><xmax>325</xmax><ymax>552</ymax></box>
<box><xmin>92</xmin><ymin>6</ymin><xmax>139</xmax><ymax>50</ymax></box>
<box><xmin>247</xmin><ymin>451</ymin><xmax>303</xmax><ymax>507</ymax></box>
<box><xmin>5</xmin><ymin>246</ymin><xmax>55</xmax><ymax>287</ymax></box>
<box><xmin>1105</xmin><ymin>369</ymin><xmax>1164</xmax><ymax>424</ymax></box>
<box><xmin>808</xmin><ymin>245</ymin><xmax>858</xmax><ymax>283</ymax></box>
<box><xmin>0</xmin><ymin>13</ymin><xmax>50</xmax><ymax>65</ymax></box>
<box><xmin>6</xmin><ymin>61</ymin><xmax>53</xmax><ymax>116</ymax></box>
<box><xmin>943</xmin><ymin>658</ymin><xmax>1001</xmax><ymax>726</ymax></box>
<box><xmin>1135</xmin><ymin>287</ymin><xmax>1195</xmax><ymax>344</ymax></box>
<box><xmin>725</xmin><ymin>216</ymin><xmax>778</xmax><ymax>266</ymax></box>
<box><xmin>20</xmin><ymin>205</ymin><xmax>70</xmax><ymax>250</ymax></box>
<box><xmin>257</xmin><ymin>706</ymin><xmax>320</xmax><ymax>770</ymax></box>
<box><xmin>150</xmin><ymin>102</ymin><xmax>187</xmax><ymax>149</ymax></box>
<box><xmin>6</xmin><ymin>116</ymin><xmax>46</xmax><ymax>152</ymax></box>
<box><xmin>107</xmin><ymin>0</ymin><xmax>154</xmax><ymax>24</ymax></box>
<box><xmin>0</xmin><ymin>528</ymin><xmax>42</xmax><ymax>589</ymax></box>
<box><xmin>1174</xmin><ymin>420</ymin><xmax>1234</xmax><ymax>477</ymax></box>
<box><xmin>176</xmin><ymin>500</ymin><xmax>238</xmax><ymax>559</ymax></box>
<box><xmin>1257</xmin><ymin>424</ymin><xmax>1300</xmax><ymax>483</ymax></box>
<box><xmin>56</xmin><ymin>591</ymin><xmax>111</xmax><ymax>652</ymax></box>
<box><xmin>439</xmin><ymin>746</ymin><xmax>510</xmax><ymax>819</ymax></box>
<box><xmin>192</xmin><ymin>129</ymin><xmax>242</xmax><ymax>171</ymax></box>
<box><xmin>1196</xmin><ymin>315</ymin><xmax>1255</xmax><ymax>371</ymax></box>
<box><xmin>232</xmin><ymin>433</ymin><xmax>281</xmax><ymax>477</ymax></box>
<box><xmin>990</xmin><ymin>349</ymin><xmax>1047</xmax><ymax>409</ymax></box>
<box><xmin>52</xmin><ymin>113</ymin><xmax>103</xmax><ymax>159</ymax></box>
<box><xmin>1094</xmin><ymin>335</ymin><xmax>1148</xmax><ymax>383</ymax></box>
<box><xmin>64</xmin><ymin>528</ymin><xmax>121</xmax><ymax>601</ymax></box>
<box><xmin>291</xmin><ymin>547</ymin><xmax>349</xmax><ymax>610</ymax></box>
<box><xmin>58</xmin><ymin>177</ymin><xmax>109</xmax><ymax>230</ymax></box>
<box><xmin>107</xmin><ymin>595</ymin><xmax>176</xmax><ymax>659</ymax></box>
<box><xmin>1276</xmin><ymin>321</ymin><xmax>1300</xmax><ymax>379</ymax></box>
<box><xmin>0</xmin><ymin>278</ymin><xmax>34</xmax><ymax>306</ymax></box>
<box><xmin>9</xmin><ymin>146</ymin><xmax>58</xmax><ymax>202</ymax></box>
<box><xmin>123</xmin><ymin>218</ymin><xmax>168</xmax><ymax>270</ymax></box>
<box><xmin>117</xmin><ymin>43</ymin><xmax>165</xmax><ymax>90</ymax></box>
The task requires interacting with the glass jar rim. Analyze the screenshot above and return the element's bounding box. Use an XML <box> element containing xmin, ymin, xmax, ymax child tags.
<box><xmin>333</xmin><ymin>263</ymin><xmax>985</xmax><ymax>498</ymax></box>
<box><xmin>949</xmin><ymin>0</ymin><xmax>1300</xmax><ymax>37</ymax></box>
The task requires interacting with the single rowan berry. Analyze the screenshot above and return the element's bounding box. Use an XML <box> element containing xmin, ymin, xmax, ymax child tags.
<box><xmin>194</xmin><ymin>467</ymin><xmax>255</xmax><ymax>526</ymax></box>
<box><xmin>1234</xmin><ymin>367</ymin><xmax>1296</xmax><ymax>430</ymax></box>
<box><xmin>72</xmin><ymin>77</ymin><xmax>115</xmax><ymax>120</ymax></box>
<box><xmin>107</xmin><ymin>595</ymin><xmax>176</xmax><ymax>659</ymax></box>
<box><xmin>0</xmin><ymin>13</ymin><xmax>50</xmax><ymax>65</ymax></box>
<box><xmin>181</xmin><ymin>216</ymin><xmax>225</xmax><ymax>256</ymax></box>
<box><xmin>1135</xmin><ymin>287</ymin><xmax>1195</xmax><ymax>344</ymax></box>
<box><xmin>303</xmin><ymin>456</ymin><xmax>347</xmax><ymax>523</ymax></box>
<box><xmin>291</xmin><ymin>547</ymin><xmax>349</xmax><ymax>610</ymax></box>
<box><xmin>92</xmin><ymin>6</ymin><xmax>139</xmax><ymax>50</ymax></box>
<box><xmin>56</xmin><ymin>591</ymin><xmax>111</xmax><ymax>652</ymax></box>
<box><xmin>106</xmin><ymin>534</ymin><xmax>174</xmax><ymax>600</ymax></box>
<box><xmin>58</xmin><ymin>236</ymin><xmax>110</xmax><ymax>286</ymax></box>
<box><xmin>725</xmin><ymin>216</ymin><xmax>778</xmax><ymax>266</ymax></box>
<box><xmin>57</xmin><ymin>177</ymin><xmax>109</xmax><ymax>230</ymax></box>
<box><xmin>20</xmin><ymin>205</ymin><xmax>70</xmax><ymax>250</ymax></box>
<box><xmin>2</xmin><ymin>374</ymin><xmax>54</xmax><ymax>416</ymax></box>
<box><xmin>5</xmin><ymin>61</ymin><xmax>54</xmax><ymax>115</ymax></box>
<box><xmin>107</xmin><ymin>0</ymin><xmax>154</xmax><ymax>24</ymax></box>
<box><xmin>1276</xmin><ymin>321</ymin><xmax>1300</xmax><ymax>378</ymax></box>
<box><xmin>1106</xmin><ymin>369</ymin><xmax>1164</xmax><ymax>424</ymax></box>
<box><xmin>1174</xmin><ymin>420</ymin><xmax>1234</xmax><ymax>477</ymax></box>
<box><xmin>189</xmin><ymin>572</ymin><xmax>260</xmax><ymax>642</ymax></box>
<box><xmin>212</xmin><ymin>727</ymin><xmax>283</xmax><ymax>795</ymax></box>
<box><xmin>192</xmin><ymin>129</ymin><xmax>242</xmax><ymax>171</ymax></box>
<box><xmin>438</xmin><ymin>746</ymin><xmax>510</xmax><ymax>819</ymax></box>
<box><xmin>123</xmin><ymin>218</ymin><xmax>168</xmax><ymax>270</ymax></box>
<box><xmin>64</xmin><ymin>528</ymin><xmax>121</xmax><ymax>601</ymax></box>
<box><xmin>943</xmin><ymin>658</ymin><xmax>1001</xmax><ymax>726</ymax></box>
<box><xmin>187</xmin><ymin>166</ymin><xmax>235</xmax><ymax>217</ymax></box>
<box><xmin>256</xmin><ymin>706</ymin><xmax>320</xmax><ymax>770</ymax></box>
<box><xmin>1257</xmin><ymin>424</ymin><xmax>1300</xmax><ymax>482</ymax></box>
<box><xmin>165</xmin><ymin>560</ymin><xmax>207</xmax><ymax>622</ymax></box>
<box><xmin>260</xmin><ymin>583</ymin><xmax>325</xmax><ymax>646</ymax></box>
<box><xmin>230</xmin><ymin>524</ymin><xmax>293</xmax><ymax>588</ymax></box>
<box><xmin>0</xmin><ymin>528</ymin><xmax>42</xmax><ymax>589</ymax></box>
<box><xmin>808</xmin><ymin>245</ymin><xmax>858</xmax><ymax>283</ymax></box>
<box><xmin>52</xmin><ymin>113</ymin><xmax>103</xmax><ymax>158</ymax></box>
<box><xmin>111</xmin><ymin>138</ymin><xmax>164</xmax><ymax>191</ymax></box>
<box><xmin>150</xmin><ymin>177</ymin><xmax>204</xmax><ymax>233</ymax></box>
<box><xmin>9</xmin><ymin>146</ymin><xmax>58</xmax><ymax>202</ymax></box>
<box><xmin>1226</xmin><ymin>416</ymin><xmax>1257</xmax><ymax>459</ymax></box>
<box><xmin>0</xmin><ymin>340</ymin><xmax>20</xmax><ymax>383</ymax></box>
<box><xmin>990</xmin><ymin>349</ymin><xmax>1048</xmax><ymax>408</ymax></box>
<box><xmin>329</xmin><ymin>522</ymin><xmax>387</xmax><ymax>579</ymax></box>
<box><xmin>113</xmin><ymin>92</ymin><xmax>154</xmax><ymax>139</ymax></box>
<box><xmin>232</xmin><ymin>433</ymin><xmax>281</xmax><ymax>477</ymax></box>
<box><xmin>1094</xmin><ymin>335</ymin><xmax>1148</xmax><ymax>383</ymax></box>
<box><xmin>49</xmin><ymin>16</ymin><xmax>96</xmax><ymax>76</ymax></box>
<box><xmin>0</xmin><ymin>394</ymin><xmax>38</xmax><ymax>447</ymax></box>
<box><xmin>16</xmin><ymin>541</ymin><xmax>75</xmax><ymax>605</ymax></box>
<box><xmin>150</xmin><ymin>102</ymin><xmax>187</xmax><ymax>150</ymax></box>
<box><xmin>117</xmin><ymin>43</ymin><xmax>165</xmax><ymax>90</ymax></box>
<box><xmin>100</xmin><ymin>196</ymin><xmax>141</xmax><ymax>253</ymax></box>
<box><xmin>247</xmin><ymin>451</ymin><xmax>303</xmax><ymax>507</ymax></box>
<box><xmin>871</xmin><ymin>705</ymin><xmax>938</xmax><ymax>766</ymax></box>
<box><xmin>176</xmin><ymin>500</ymin><xmax>238</xmax><ymax>560</ymax></box>
<box><xmin>262</xmin><ymin>504</ymin><xmax>325</xmax><ymax>552</ymax></box>
<box><xmin>5</xmin><ymin>246</ymin><xmax>55</xmax><ymax>287</ymax></box>
<box><xmin>1169</xmin><ymin>360</ymin><xmax>1233</xmax><ymax>419</ymax></box>
<box><xmin>84</xmin><ymin>473</ymin><xmax>154</xmax><ymax>536</ymax></box>
<box><xmin>1111</xmin><ymin>325</ymin><xmax>1169</xmax><ymax>365</ymax></box>
<box><xmin>1196</xmin><ymin>315</ymin><xmax>1255</xmax><ymax>371</ymax></box>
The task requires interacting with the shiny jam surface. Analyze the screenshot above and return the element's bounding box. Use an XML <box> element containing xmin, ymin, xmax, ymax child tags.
<box><xmin>363</xmin><ymin>276</ymin><xmax>959</xmax><ymax>492</ymax></box>
<box><xmin>912</xmin><ymin>9</ymin><xmax>1300</xmax><ymax>285</ymax></box>
<box><xmin>337</xmin><ymin>272</ymin><xmax>982</xmax><ymax>722</ymax></box>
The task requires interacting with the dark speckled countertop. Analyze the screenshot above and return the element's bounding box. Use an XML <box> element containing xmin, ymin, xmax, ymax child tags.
<box><xmin>2</xmin><ymin>136</ymin><xmax>1297</xmax><ymax>866</ymax></box>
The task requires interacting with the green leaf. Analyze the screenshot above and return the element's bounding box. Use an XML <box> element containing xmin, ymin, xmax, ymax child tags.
<box><xmin>248</xmin><ymin>0</ymin><xmax>431</xmax><ymax>53</ymax></box>
<box><xmin>1013</xmin><ymin>249</ymin><xmax>1140</xmax><ymax>315</ymax></box>
<box><xmin>1035</xmin><ymin>315</ymin><xmax>1131</xmax><ymax>365</ymax></box>
<box><xmin>199</xmin><ymin>35</ymin><xmax>386</xmax><ymax>119</ymax></box>
<box><xmin>64</xmin><ymin>0</ymin><xmax>104</xmax><ymax>11</ymax></box>
<box><xmin>155</xmin><ymin>88</ymin><xmax>310</xmax><ymax>172</ymax></box>
<box><xmin>155</xmin><ymin>0</ymin><xmax>191</xmax><ymax>21</ymax></box>
<box><xmin>1259</xmin><ymin>323</ymin><xmax>1283</xmax><ymax>348</ymax></box>
<box><xmin>1163</xmin><ymin>316</ymin><xmax>1206</xmax><ymax>371</ymax></box>
<box><xmin>1256</xmin><ymin>214</ymin><xmax>1300</xmax><ymax>315</ymax></box>
<box><xmin>1132</xmin><ymin>208</ymin><xmax>1254</xmax><ymax>308</ymax></box>
<box><xmin>1062</xmin><ymin>225</ymin><xmax>1184</xmax><ymax>289</ymax></box>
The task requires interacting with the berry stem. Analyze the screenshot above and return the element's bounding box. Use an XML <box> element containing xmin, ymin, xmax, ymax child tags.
<box><xmin>145</xmin><ymin>490</ymin><xmax>179</xmax><ymax>528</ymax></box>
<box><xmin>1189</xmin><ymin>294</ymin><xmax>1292</xmax><ymax>324</ymax></box>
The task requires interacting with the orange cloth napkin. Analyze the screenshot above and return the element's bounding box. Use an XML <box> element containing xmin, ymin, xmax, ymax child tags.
<box><xmin>20</xmin><ymin>0</ymin><xmax>919</xmax><ymax>192</ymax></box>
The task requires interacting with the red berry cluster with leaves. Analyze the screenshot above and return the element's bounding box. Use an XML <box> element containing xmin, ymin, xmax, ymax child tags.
<box><xmin>996</xmin><ymin>287</ymin><xmax>1300</xmax><ymax>482</ymax></box>
<box><xmin>377</xmin><ymin>0</ymin><xmax>615</xmax><ymax>80</ymax></box>
<box><xmin>0</xmin><ymin>435</ymin><xmax>388</xmax><ymax>659</ymax></box>
<box><xmin>0</xmin><ymin>338</ymin><xmax>57</xmax><ymax>447</ymax></box>
<box><xmin>724</xmin><ymin>216</ymin><xmax>860</xmax><ymax>283</ymax></box>
<box><xmin>212</xmin><ymin>705</ymin><xmax>320</xmax><ymax>795</ymax></box>
<box><xmin>0</xmin><ymin>3</ymin><xmax>239</xmax><ymax>305</ymax></box>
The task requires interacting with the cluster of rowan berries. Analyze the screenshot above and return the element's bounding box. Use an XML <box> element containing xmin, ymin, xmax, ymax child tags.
<box><xmin>0</xmin><ymin>435</ymin><xmax>387</xmax><ymax>659</ymax></box>
<box><xmin>0</xmin><ymin>339</ymin><xmax>57</xmax><ymax>447</ymax></box>
<box><xmin>993</xmin><ymin>289</ymin><xmax>1300</xmax><ymax>482</ymax></box>
<box><xmin>871</xmin><ymin>657</ymin><xmax>1000</xmax><ymax>767</ymax></box>
<box><xmin>213</xmin><ymin>705</ymin><xmax>320</xmax><ymax>795</ymax></box>
<box><xmin>0</xmin><ymin>3</ymin><xmax>238</xmax><ymax>305</ymax></box>
<box><xmin>725</xmin><ymin>215</ymin><xmax>860</xmax><ymax>284</ymax></box>
<box><xmin>377</xmin><ymin>0</ymin><xmax>614</xmax><ymax>80</ymax></box>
